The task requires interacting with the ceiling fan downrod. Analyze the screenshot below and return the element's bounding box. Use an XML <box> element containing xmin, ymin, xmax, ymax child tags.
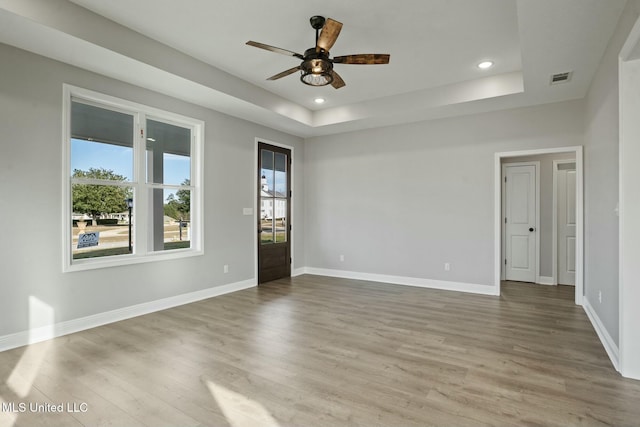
<box><xmin>310</xmin><ymin>15</ymin><xmax>326</xmax><ymax>46</ymax></box>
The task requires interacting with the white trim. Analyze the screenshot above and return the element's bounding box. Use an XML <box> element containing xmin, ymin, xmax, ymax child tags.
<box><xmin>0</xmin><ymin>279</ymin><xmax>256</xmax><ymax>353</ymax></box>
<box><xmin>292</xmin><ymin>267</ymin><xmax>306</xmax><ymax>277</ymax></box>
<box><xmin>62</xmin><ymin>84</ymin><xmax>205</xmax><ymax>272</ymax></box>
<box><xmin>575</xmin><ymin>146</ymin><xmax>584</xmax><ymax>305</ymax></box>
<box><xmin>62</xmin><ymin>84</ymin><xmax>72</xmax><ymax>271</ymax></box>
<box><xmin>254</xmin><ymin>138</ymin><xmax>295</xmax><ymax>282</ymax></box>
<box><xmin>619</xmin><ymin>16</ymin><xmax>640</xmax><ymax>380</ymax></box>
<box><xmin>501</xmin><ymin>161</ymin><xmax>540</xmax><ymax>284</ymax></box>
<box><xmin>494</xmin><ymin>154</ymin><xmax>502</xmax><ymax>295</ymax></box>
<box><xmin>552</xmin><ymin>159</ymin><xmax>577</xmax><ymax>286</ymax></box>
<box><xmin>583</xmin><ymin>297</ymin><xmax>620</xmax><ymax>372</ymax></box>
<box><xmin>303</xmin><ymin>268</ymin><xmax>499</xmax><ymax>296</ymax></box>
<box><xmin>537</xmin><ymin>276</ymin><xmax>555</xmax><ymax>286</ymax></box>
<box><xmin>494</xmin><ymin>146</ymin><xmax>583</xmax><ymax>304</ymax></box>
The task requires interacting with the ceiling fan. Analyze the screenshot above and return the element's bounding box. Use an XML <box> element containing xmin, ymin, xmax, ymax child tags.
<box><xmin>246</xmin><ymin>15</ymin><xmax>390</xmax><ymax>89</ymax></box>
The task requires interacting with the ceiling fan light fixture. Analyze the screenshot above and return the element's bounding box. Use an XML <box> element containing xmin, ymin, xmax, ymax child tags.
<box><xmin>301</xmin><ymin>71</ymin><xmax>333</xmax><ymax>86</ymax></box>
<box><xmin>300</xmin><ymin>49</ymin><xmax>333</xmax><ymax>86</ymax></box>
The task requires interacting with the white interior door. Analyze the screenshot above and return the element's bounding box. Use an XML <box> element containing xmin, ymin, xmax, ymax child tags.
<box><xmin>505</xmin><ymin>164</ymin><xmax>537</xmax><ymax>282</ymax></box>
<box><xmin>557</xmin><ymin>166</ymin><xmax>576</xmax><ymax>285</ymax></box>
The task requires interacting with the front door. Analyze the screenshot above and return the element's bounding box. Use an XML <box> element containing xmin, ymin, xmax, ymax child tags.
<box><xmin>257</xmin><ymin>142</ymin><xmax>291</xmax><ymax>283</ymax></box>
<box><xmin>557</xmin><ymin>165</ymin><xmax>576</xmax><ymax>285</ymax></box>
<box><xmin>504</xmin><ymin>164</ymin><xmax>537</xmax><ymax>282</ymax></box>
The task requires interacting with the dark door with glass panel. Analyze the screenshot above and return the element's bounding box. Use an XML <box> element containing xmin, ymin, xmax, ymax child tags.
<box><xmin>258</xmin><ymin>142</ymin><xmax>291</xmax><ymax>283</ymax></box>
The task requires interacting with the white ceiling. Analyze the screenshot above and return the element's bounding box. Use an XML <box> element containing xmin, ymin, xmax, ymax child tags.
<box><xmin>0</xmin><ymin>0</ymin><xmax>627</xmax><ymax>137</ymax></box>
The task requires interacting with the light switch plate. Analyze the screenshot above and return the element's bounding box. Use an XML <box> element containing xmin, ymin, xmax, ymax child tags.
<box><xmin>243</xmin><ymin>208</ymin><xmax>253</xmax><ymax>215</ymax></box>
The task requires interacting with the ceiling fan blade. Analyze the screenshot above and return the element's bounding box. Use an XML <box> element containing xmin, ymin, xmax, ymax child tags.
<box><xmin>331</xmin><ymin>70</ymin><xmax>346</xmax><ymax>89</ymax></box>
<box><xmin>267</xmin><ymin>66</ymin><xmax>301</xmax><ymax>81</ymax></box>
<box><xmin>333</xmin><ymin>54</ymin><xmax>390</xmax><ymax>65</ymax></box>
<box><xmin>246</xmin><ymin>41</ymin><xmax>304</xmax><ymax>59</ymax></box>
<box><xmin>317</xmin><ymin>18</ymin><xmax>343</xmax><ymax>52</ymax></box>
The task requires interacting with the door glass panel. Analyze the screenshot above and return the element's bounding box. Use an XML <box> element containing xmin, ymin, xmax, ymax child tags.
<box><xmin>260</xmin><ymin>148</ymin><xmax>287</xmax><ymax>245</ymax></box>
<box><xmin>274</xmin><ymin>152</ymin><xmax>287</xmax><ymax>196</ymax></box>
<box><xmin>274</xmin><ymin>199</ymin><xmax>287</xmax><ymax>243</ymax></box>
<box><xmin>261</xmin><ymin>150</ymin><xmax>274</xmax><ymax>193</ymax></box>
<box><xmin>260</xmin><ymin>199</ymin><xmax>274</xmax><ymax>244</ymax></box>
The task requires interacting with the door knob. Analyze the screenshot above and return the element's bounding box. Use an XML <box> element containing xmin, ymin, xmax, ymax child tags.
<box><xmin>529</xmin><ymin>227</ymin><xmax>535</xmax><ymax>232</ymax></box>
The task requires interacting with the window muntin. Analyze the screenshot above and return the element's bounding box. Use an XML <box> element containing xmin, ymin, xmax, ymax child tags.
<box><xmin>64</xmin><ymin>86</ymin><xmax>202</xmax><ymax>271</ymax></box>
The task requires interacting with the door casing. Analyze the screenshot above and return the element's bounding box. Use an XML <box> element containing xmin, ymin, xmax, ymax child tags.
<box><xmin>494</xmin><ymin>146</ymin><xmax>583</xmax><ymax>304</ymax></box>
<box><xmin>553</xmin><ymin>160</ymin><xmax>577</xmax><ymax>286</ymax></box>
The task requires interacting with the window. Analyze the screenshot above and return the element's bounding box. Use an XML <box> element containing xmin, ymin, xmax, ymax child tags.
<box><xmin>63</xmin><ymin>85</ymin><xmax>203</xmax><ymax>271</ymax></box>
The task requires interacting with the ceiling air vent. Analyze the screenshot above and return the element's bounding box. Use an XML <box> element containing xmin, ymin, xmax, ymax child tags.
<box><xmin>550</xmin><ymin>71</ymin><xmax>573</xmax><ymax>85</ymax></box>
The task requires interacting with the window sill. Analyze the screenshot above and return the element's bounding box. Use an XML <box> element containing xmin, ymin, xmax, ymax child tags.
<box><xmin>63</xmin><ymin>248</ymin><xmax>203</xmax><ymax>273</ymax></box>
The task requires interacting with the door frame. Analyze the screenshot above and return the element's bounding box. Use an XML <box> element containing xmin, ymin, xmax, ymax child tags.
<box><xmin>552</xmin><ymin>159</ymin><xmax>577</xmax><ymax>286</ymax></box>
<box><xmin>494</xmin><ymin>146</ymin><xmax>583</xmax><ymax>304</ymax></box>
<box><xmin>254</xmin><ymin>138</ymin><xmax>295</xmax><ymax>284</ymax></box>
<box><xmin>501</xmin><ymin>161</ymin><xmax>540</xmax><ymax>284</ymax></box>
<box><xmin>618</xmin><ymin>15</ymin><xmax>640</xmax><ymax>379</ymax></box>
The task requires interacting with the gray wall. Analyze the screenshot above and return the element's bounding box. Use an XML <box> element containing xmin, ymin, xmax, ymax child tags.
<box><xmin>0</xmin><ymin>43</ymin><xmax>304</xmax><ymax>337</ymax></box>
<box><xmin>305</xmin><ymin>100</ymin><xmax>584</xmax><ymax>287</ymax></box>
<box><xmin>503</xmin><ymin>153</ymin><xmax>575</xmax><ymax>279</ymax></box>
<box><xmin>583</xmin><ymin>0</ymin><xmax>640</xmax><ymax>346</ymax></box>
<box><xmin>1</xmin><ymin>1</ymin><xmax>636</xmax><ymax>353</ymax></box>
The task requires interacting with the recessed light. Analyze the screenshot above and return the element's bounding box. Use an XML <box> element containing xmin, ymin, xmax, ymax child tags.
<box><xmin>478</xmin><ymin>61</ymin><xmax>494</xmax><ymax>70</ymax></box>
<box><xmin>314</xmin><ymin>97</ymin><xmax>325</xmax><ymax>104</ymax></box>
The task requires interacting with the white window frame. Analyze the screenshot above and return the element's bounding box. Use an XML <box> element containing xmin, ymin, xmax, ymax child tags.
<box><xmin>62</xmin><ymin>84</ymin><xmax>204</xmax><ymax>272</ymax></box>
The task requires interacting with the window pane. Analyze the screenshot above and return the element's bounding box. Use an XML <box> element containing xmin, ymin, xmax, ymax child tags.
<box><xmin>71</xmin><ymin>101</ymin><xmax>134</xmax><ymax>181</ymax></box>
<box><xmin>146</xmin><ymin>119</ymin><xmax>191</xmax><ymax>185</ymax></box>
<box><xmin>71</xmin><ymin>101</ymin><xmax>134</xmax><ymax>147</ymax></box>
<box><xmin>274</xmin><ymin>199</ymin><xmax>287</xmax><ymax>243</ymax></box>
<box><xmin>71</xmin><ymin>185</ymin><xmax>133</xmax><ymax>259</ymax></box>
<box><xmin>149</xmin><ymin>188</ymin><xmax>191</xmax><ymax>252</ymax></box>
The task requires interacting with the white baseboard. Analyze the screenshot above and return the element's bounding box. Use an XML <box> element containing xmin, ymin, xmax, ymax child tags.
<box><xmin>303</xmin><ymin>267</ymin><xmax>499</xmax><ymax>296</ymax></box>
<box><xmin>0</xmin><ymin>278</ymin><xmax>256</xmax><ymax>353</ymax></box>
<box><xmin>536</xmin><ymin>276</ymin><xmax>555</xmax><ymax>285</ymax></box>
<box><xmin>291</xmin><ymin>267</ymin><xmax>305</xmax><ymax>277</ymax></box>
<box><xmin>583</xmin><ymin>297</ymin><xmax>620</xmax><ymax>372</ymax></box>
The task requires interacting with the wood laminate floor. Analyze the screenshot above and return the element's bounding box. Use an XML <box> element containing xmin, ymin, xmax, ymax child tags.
<box><xmin>1</xmin><ymin>276</ymin><xmax>639</xmax><ymax>426</ymax></box>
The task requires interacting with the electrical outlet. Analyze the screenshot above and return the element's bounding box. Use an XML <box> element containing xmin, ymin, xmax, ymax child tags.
<box><xmin>224</xmin><ymin>265</ymin><xmax>229</xmax><ymax>274</ymax></box>
<box><xmin>598</xmin><ymin>290</ymin><xmax>602</xmax><ymax>303</ymax></box>
<box><xmin>444</xmin><ymin>262</ymin><xmax>451</xmax><ymax>271</ymax></box>
<box><xmin>339</xmin><ymin>254</ymin><xmax>345</xmax><ymax>262</ymax></box>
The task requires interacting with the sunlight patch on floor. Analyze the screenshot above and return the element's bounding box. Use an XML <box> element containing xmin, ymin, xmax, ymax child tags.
<box><xmin>207</xmin><ymin>381</ymin><xmax>280</xmax><ymax>427</ymax></box>
<box><xmin>6</xmin><ymin>296</ymin><xmax>54</xmax><ymax>398</ymax></box>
